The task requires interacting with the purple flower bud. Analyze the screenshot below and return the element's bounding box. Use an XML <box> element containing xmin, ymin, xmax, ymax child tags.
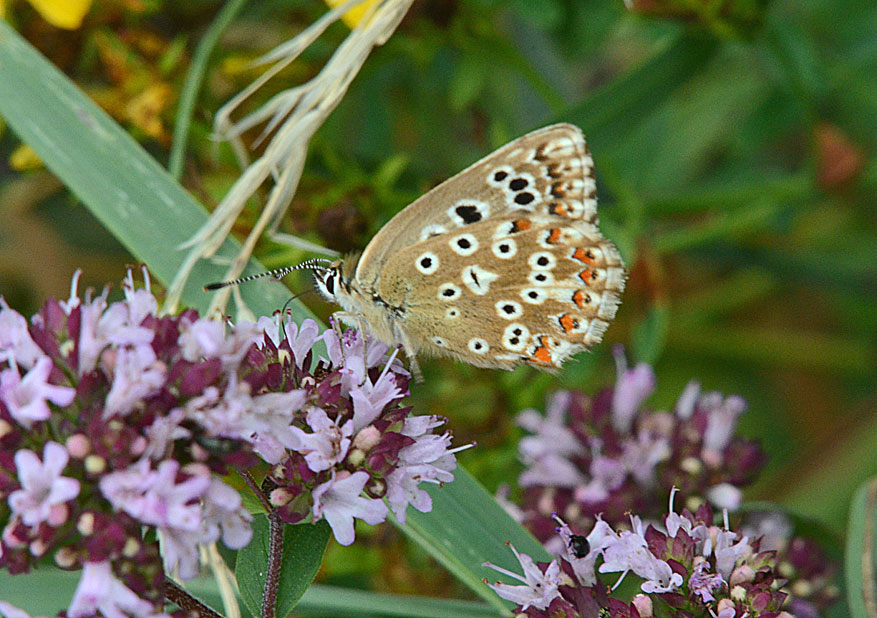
<box><xmin>631</xmin><ymin>594</ymin><xmax>653</xmax><ymax>617</ymax></box>
<box><xmin>730</xmin><ymin>563</ymin><xmax>755</xmax><ymax>586</ymax></box>
<box><xmin>610</xmin><ymin>346</ymin><xmax>655</xmax><ymax>433</ymax></box>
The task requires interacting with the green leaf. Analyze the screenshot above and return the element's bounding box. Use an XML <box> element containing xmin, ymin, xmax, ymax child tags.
<box><xmin>295</xmin><ymin>585</ymin><xmax>498</xmax><ymax>617</ymax></box>
<box><xmin>672</xmin><ymin>269</ymin><xmax>777</xmax><ymax>323</ymax></box>
<box><xmin>236</xmin><ymin>515</ymin><xmax>331</xmax><ymax>618</ymax></box>
<box><xmin>668</xmin><ymin>321</ymin><xmax>873</xmax><ymax>376</ymax></box>
<box><xmin>177</xmin><ymin>578</ymin><xmax>499</xmax><ymax>618</ymax></box>
<box><xmin>0</xmin><ymin>20</ymin><xmax>315</xmax><ymax>324</ymax></box>
<box><xmin>563</xmin><ymin>31</ymin><xmax>718</xmax><ymax>150</ymax></box>
<box><xmin>631</xmin><ymin>304</ymin><xmax>669</xmax><ymax>365</ymax></box>
<box><xmin>372</xmin><ymin>153</ymin><xmax>410</xmax><ymax>191</ymax></box>
<box><xmin>0</xmin><ymin>568</ymin><xmax>81</xmax><ymax>615</ymax></box>
<box><xmin>448</xmin><ymin>57</ymin><xmax>486</xmax><ymax>112</ymax></box>
<box><xmin>845</xmin><ymin>478</ymin><xmax>877</xmax><ymax>618</ymax></box>
<box><xmin>653</xmin><ymin>200</ymin><xmax>782</xmax><ymax>254</ymax></box>
<box><xmin>396</xmin><ymin>467</ymin><xmax>552</xmax><ymax>613</ymax></box>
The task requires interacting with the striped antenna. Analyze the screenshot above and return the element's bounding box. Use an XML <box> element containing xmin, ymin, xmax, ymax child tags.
<box><xmin>203</xmin><ymin>258</ymin><xmax>333</xmax><ymax>291</ymax></box>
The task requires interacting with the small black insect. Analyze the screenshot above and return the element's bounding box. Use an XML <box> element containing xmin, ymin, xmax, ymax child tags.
<box><xmin>568</xmin><ymin>533</ymin><xmax>590</xmax><ymax>559</ymax></box>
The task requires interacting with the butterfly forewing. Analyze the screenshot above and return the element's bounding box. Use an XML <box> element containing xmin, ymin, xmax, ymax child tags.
<box><xmin>355</xmin><ymin>124</ymin><xmax>598</xmax><ymax>287</ymax></box>
<box><xmin>361</xmin><ymin>123</ymin><xmax>625</xmax><ymax>370</ymax></box>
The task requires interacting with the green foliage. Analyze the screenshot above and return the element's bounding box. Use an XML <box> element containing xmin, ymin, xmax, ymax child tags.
<box><xmin>845</xmin><ymin>478</ymin><xmax>877</xmax><ymax>618</ymax></box>
<box><xmin>236</xmin><ymin>516</ymin><xmax>331</xmax><ymax>618</ymax></box>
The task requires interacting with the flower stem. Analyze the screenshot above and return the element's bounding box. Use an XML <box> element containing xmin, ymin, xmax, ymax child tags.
<box><xmin>164</xmin><ymin>576</ymin><xmax>225</xmax><ymax>618</ymax></box>
<box><xmin>261</xmin><ymin>510</ymin><xmax>284</xmax><ymax>618</ymax></box>
<box><xmin>239</xmin><ymin>469</ymin><xmax>273</xmax><ymax>513</ymax></box>
<box><xmin>238</xmin><ymin>469</ymin><xmax>284</xmax><ymax>618</ymax></box>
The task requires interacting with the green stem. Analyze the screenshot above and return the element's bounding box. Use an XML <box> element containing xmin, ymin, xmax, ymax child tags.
<box><xmin>654</xmin><ymin>199</ymin><xmax>781</xmax><ymax>253</ymax></box>
<box><xmin>169</xmin><ymin>0</ymin><xmax>249</xmax><ymax>180</ymax></box>
<box><xmin>645</xmin><ymin>171</ymin><xmax>812</xmax><ymax>215</ymax></box>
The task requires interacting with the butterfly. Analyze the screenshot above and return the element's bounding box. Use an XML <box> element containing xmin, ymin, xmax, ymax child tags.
<box><xmin>207</xmin><ymin>124</ymin><xmax>625</xmax><ymax>379</ymax></box>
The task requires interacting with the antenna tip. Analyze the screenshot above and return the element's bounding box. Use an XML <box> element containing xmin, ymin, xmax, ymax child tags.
<box><xmin>203</xmin><ymin>282</ymin><xmax>224</xmax><ymax>291</ymax></box>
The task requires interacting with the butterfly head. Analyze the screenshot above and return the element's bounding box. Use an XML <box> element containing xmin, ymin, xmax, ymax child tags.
<box><xmin>312</xmin><ymin>254</ymin><xmax>360</xmax><ymax>304</ymax></box>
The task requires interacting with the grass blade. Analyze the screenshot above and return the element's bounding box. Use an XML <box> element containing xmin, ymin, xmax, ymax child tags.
<box><xmin>0</xmin><ymin>19</ymin><xmax>314</xmax><ymax>322</ymax></box>
<box><xmin>169</xmin><ymin>0</ymin><xmax>249</xmax><ymax>180</ymax></box>
<box><xmin>845</xmin><ymin>478</ymin><xmax>877</xmax><ymax>618</ymax></box>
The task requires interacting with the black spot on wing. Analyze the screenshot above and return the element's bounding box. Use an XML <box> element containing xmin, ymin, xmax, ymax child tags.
<box><xmin>455</xmin><ymin>205</ymin><xmax>482</xmax><ymax>224</ymax></box>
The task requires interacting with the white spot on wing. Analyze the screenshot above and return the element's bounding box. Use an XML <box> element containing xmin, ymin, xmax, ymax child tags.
<box><xmin>448</xmin><ymin>199</ymin><xmax>490</xmax><ymax>227</ymax></box>
<box><xmin>492</xmin><ymin>238</ymin><xmax>517</xmax><ymax>259</ymax></box>
<box><xmin>419</xmin><ymin>224</ymin><xmax>448</xmax><ymax>242</ymax></box>
<box><xmin>528</xmin><ymin>271</ymin><xmax>554</xmax><ymax>286</ymax></box>
<box><xmin>449</xmin><ymin>233</ymin><xmax>479</xmax><ymax>256</ymax></box>
<box><xmin>521</xmin><ymin>288</ymin><xmax>547</xmax><ymax>304</ymax></box>
<box><xmin>437</xmin><ymin>283</ymin><xmax>462</xmax><ymax>300</ymax></box>
<box><xmin>415</xmin><ymin>252</ymin><xmax>440</xmax><ymax>275</ymax></box>
<box><xmin>528</xmin><ymin>252</ymin><xmax>556</xmax><ymax>270</ymax></box>
<box><xmin>495</xmin><ymin>300</ymin><xmax>523</xmax><ymax>319</ymax></box>
<box><xmin>468</xmin><ymin>338</ymin><xmax>489</xmax><ymax>354</ymax></box>
<box><xmin>461</xmin><ymin>265</ymin><xmax>499</xmax><ymax>296</ymax></box>
<box><xmin>502</xmin><ymin>324</ymin><xmax>530</xmax><ymax>352</ymax></box>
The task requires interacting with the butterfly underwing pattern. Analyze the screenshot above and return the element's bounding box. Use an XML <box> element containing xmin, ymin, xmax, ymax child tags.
<box><xmin>310</xmin><ymin>123</ymin><xmax>626</xmax><ymax>375</ymax></box>
<box><xmin>206</xmin><ymin>124</ymin><xmax>625</xmax><ymax>376</ymax></box>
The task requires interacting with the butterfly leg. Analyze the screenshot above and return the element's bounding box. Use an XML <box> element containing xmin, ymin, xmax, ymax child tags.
<box><xmin>393</xmin><ymin>323</ymin><xmax>423</xmax><ymax>383</ymax></box>
<box><xmin>331</xmin><ymin>311</ymin><xmax>374</xmax><ymax>384</ymax></box>
<box><xmin>329</xmin><ymin>312</ymin><xmax>354</xmax><ymax>367</ymax></box>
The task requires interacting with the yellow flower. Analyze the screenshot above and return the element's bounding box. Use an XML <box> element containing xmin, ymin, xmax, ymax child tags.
<box><xmin>324</xmin><ymin>0</ymin><xmax>380</xmax><ymax>29</ymax></box>
<box><xmin>9</xmin><ymin>144</ymin><xmax>44</xmax><ymax>171</ymax></box>
<box><xmin>5</xmin><ymin>0</ymin><xmax>94</xmax><ymax>29</ymax></box>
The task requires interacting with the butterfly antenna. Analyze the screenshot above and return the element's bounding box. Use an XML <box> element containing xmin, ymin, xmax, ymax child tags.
<box><xmin>203</xmin><ymin>259</ymin><xmax>333</xmax><ymax>291</ymax></box>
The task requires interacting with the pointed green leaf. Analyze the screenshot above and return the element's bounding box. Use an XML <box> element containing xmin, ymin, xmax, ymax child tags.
<box><xmin>396</xmin><ymin>467</ymin><xmax>552</xmax><ymax>613</ymax></box>
<box><xmin>236</xmin><ymin>515</ymin><xmax>331</xmax><ymax>617</ymax></box>
<box><xmin>0</xmin><ymin>20</ymin><xmax>314</xmax><ymax>323</ymax></box>
<box><xmin>845</xmin><ymin>478</ymin><xmax>877</xmax><ymax>618</ymax></box>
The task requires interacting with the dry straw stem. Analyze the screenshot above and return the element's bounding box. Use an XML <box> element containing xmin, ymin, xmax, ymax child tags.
<box><xmin>167</xmin><ymin>0</ymin><xmax>414</xmax><ymax>316</ymax></box>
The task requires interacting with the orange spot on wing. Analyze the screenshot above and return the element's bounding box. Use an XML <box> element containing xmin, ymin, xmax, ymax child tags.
<box><xmin>513</xmin><ymin>218</ymin><xmax>532</xmax><ymax>232</ymax></box>
<box><xmin>549</xmin><ymin>203</ymin><xmax>570</xmax><ymax>218</ymax></box>
<box><xmin>578</xmin><ymin>269</ymin><xmax>594</xmax><ymax>283</ymax></box>
<box><xmin>533</xmin><ymin>346</ymin><xmax>552</xmax><ymax>364</ymax></box>
<box><xmin>559</xmin><ymin>314</ymin><xmax>576</xmax><ymax>333</ymax></box>
<box><xmin>572</xmin><ymin>248</ymin><xmax>595</xmax><ymax>264</ymax></box>
<box><xmin>530</xmin><ymin>336</ymin><xmax>553</xmax><ymax>364</ymax></box>
<box><xmin>546</xmin><ymin>228</ymin><xmax>562</xmax><ymax>244</ymax></box>
<box><xmin>573</xmin><ymin>290</ymin><xmax>587</xmax><ymax>308</ymax></box>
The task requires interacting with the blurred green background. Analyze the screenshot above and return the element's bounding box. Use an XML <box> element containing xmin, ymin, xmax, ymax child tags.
<box><xmin>0</xmin><ymin>0</ymin><xmax>874</xmax><ymax>607</ymax></box>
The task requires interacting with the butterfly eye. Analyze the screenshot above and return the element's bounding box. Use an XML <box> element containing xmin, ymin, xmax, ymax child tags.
<box><xmin>323</xmin><ymin>272</ymin><xmax>336</xmax><ymax>297</ymax></box>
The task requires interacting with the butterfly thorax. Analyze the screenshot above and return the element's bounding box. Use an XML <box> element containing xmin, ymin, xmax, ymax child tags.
<box><xmin>315</xmin><ymin>252</ymin><xmax>404</xmax><ymax>347</ymax></box>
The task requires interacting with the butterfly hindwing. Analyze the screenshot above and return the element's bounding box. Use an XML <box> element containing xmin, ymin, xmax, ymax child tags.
<box><xmin>374</xmin><ymin>213</ymin><xmax>624</xmax><ymax>369</ymax></box>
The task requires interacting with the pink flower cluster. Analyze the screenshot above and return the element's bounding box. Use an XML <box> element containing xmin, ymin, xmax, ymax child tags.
<box><xmin>509</xmin><ymin>346</ymin><xmax>766</xmax><ymax>552</ymax></box>
<box><xmin>0</xmin><ymin>270</ymin><xmax>460</xmax><ymax>616</ymax></box>
<box><xmin>485</xmin><ymin>490</ymin><xmax>797</xmax><ymax>618</ymax></box>
<box><xmin>259</xmin><ymin>320</ymin><xmax>460</xmax><ymax>545</ymax></box>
